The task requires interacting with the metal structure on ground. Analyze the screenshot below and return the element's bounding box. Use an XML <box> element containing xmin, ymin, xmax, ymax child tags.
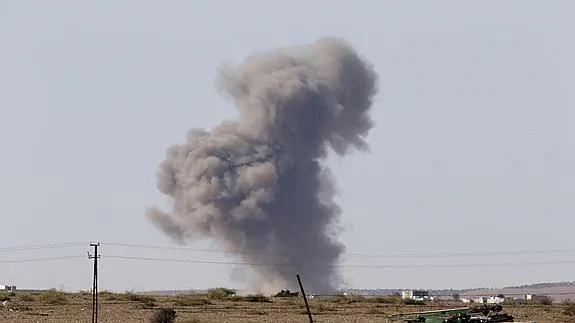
<box><xmin>388</xmin><ymin>304</ymin><xmax>516</xmax><ymax>322</ymax></box>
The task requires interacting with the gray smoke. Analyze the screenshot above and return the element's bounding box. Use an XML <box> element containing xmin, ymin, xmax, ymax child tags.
<box><xmin>146</xmin><ymin>37</ymin><xmax>378</xmax><ymax>294</ymax></box>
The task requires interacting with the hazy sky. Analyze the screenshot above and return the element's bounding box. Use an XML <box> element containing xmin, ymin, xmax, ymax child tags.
<box><xmin>1</xmin><ymin>1</ymin><xmax>574</xmax><ymax>293</ymax></box>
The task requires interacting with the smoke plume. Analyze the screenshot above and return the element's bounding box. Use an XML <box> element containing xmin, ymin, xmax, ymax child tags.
<box><xmin>147</xmin><ymin>37</ymin><xmax>378</xmax><ymax>294</ymax></box>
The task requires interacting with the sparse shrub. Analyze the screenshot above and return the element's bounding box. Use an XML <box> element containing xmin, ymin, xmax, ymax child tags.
<box><xmin>172</xmin><ymin>294</ymin><xmax>212</xmax><ymax>306</ymax></box>
<box><xmin>281</xmin><ymin>298</ymin><xmax>299</xmax><ymax>306</ymax></box>
<box><xmin>402</xmin><ymin>298</ymin><xmax>425</xmax><ymax>305</ymax></box>
<box><xmin>273</xmin><ymin>289</ymin><xmax>299</xmax><ymax>297</ymax></box>
<box><xmin>502</xmin><ymin>298</ymin><xmax>519</xmax><ymax>306</ymax></box>
<box><xmin>533</xmin><ymin>295</ymin><xmax>553</xmax><ymax>306</ymax></box>
<box><xmin>99</xmin><ymin>290</ymin><xmax>119</xmax><ymax>301</ymax></box>
<box><xmin>207</xmin><ymin>287</ymin><xmax>235</xmax><ymax>300</ymax></box>
<box><xmin>367</xmin><ymin>306</ymin><xmax>385</xmax><ymax>314</ymax></box>
<box><xmin>40</xmin><ymin>289</ymin><xmax>67</xmax><ymax>305</ymax></box>
<box><xmin>325</xmin><ymin>295</ymin><xmax>346</xmax><ymax>303</ymax></box>
<box><xmin>19</xmin><ymin>294</ymin><xmax>35</xmax><ymax>302</ymax></box>
<box><xmin>150</xmin><ymin>307</ymin><xmax>176</xmax><ymax>323</ymax></box>
<box><xmin>232</xmin><ymin>294</ymin><xmax>271</xmax><ymax>303</ymax></box>
<box><xmin>325</xmin><ymin>294</ymin><xmax>365</xmax><ymax>304</ymax></box>
<box><xmin>77</xmin><ymin>290</ymin><xmax>92</xmax><ymax>300</ymax></box>
<box><xmin>564</xmin><ymin>301</ymin><xmax>575</xmax><ymax>316</ymax></box>
<box><xmin>310</xmin><ymin>303</ymin><xmax>336</xmax><ymax>314</ymax></box>
<box><xmin>125</xmin><ymin>292</ymin><xmax>157</xmax><ymax>308</ymax></box>
<box><xmin>0</xmin><ymin>292</ymin><xmax>12</xmax><ymax>302</ymax></box>
<box><xmin>369</xmin><ymin>295</ymin><xmax>400</xmax><ymax>304</ymax></box>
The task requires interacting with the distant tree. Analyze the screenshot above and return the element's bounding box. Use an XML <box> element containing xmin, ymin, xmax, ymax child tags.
<box><xmin>452</xmin><ymin>293</ymin><xmax>461</xmax><ymax>301</ymax></box>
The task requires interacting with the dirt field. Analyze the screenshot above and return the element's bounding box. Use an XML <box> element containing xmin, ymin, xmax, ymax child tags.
<box><xmin>1</xmin><ymin>290</ymin><xmax>574</xmax><ymax>322</ymax></box>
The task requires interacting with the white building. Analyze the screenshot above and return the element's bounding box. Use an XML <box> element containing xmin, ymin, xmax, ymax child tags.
<box><xmin>465</xmin><ymin>295</ymin><xmax>504</xmax><ymax>304</ymax></box>
<box><xmin>401</xmin><ymin>290</ymin><xmax>434</xmax><ymax>301</ymax></box>
<box><xmin>0</xmin><ymin>285</ymin><xmax>16</xmax><ymax>292</ymax></box>
<box><xmin>486</xmin><ymin>296</ymin><xmax>505</xmax><ymax>304</ymax></box>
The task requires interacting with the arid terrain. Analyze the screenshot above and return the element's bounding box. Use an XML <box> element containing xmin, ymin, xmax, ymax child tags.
<box><xmin>1</xmin><ymin>289</ymin><xmax>575</xmax><ymax>322</ymax></box>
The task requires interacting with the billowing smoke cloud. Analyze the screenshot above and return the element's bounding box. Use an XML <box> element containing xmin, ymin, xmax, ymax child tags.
<box><xmin>146</xmin><ymin>37</ymin><xmax>378</xmax><ymax>294</ymax></box>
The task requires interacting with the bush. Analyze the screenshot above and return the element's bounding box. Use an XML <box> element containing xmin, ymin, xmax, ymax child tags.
<box><xmin>402</xmin><ymin>298</ymin><xmax>425</xmax><ymax>305</ymax></box>
<box><xmin>150</xmin><ymin>308</ymin><xmax>176</xmax><ymax>323</ymax></box>
<box><xmin>237</xmin><ymin>294</ymin><xmax>271</xmax><ymax>303</ymax></box>
<box><xmin>564</xmin><ymin>301</ymin><xmax>575</xmax><ymax>316</ymax></box>
<box><xmin>225</xmin><ymin>294</ymin><xmax>271</xmax><ymax>303</ymax></box>
<box><xmin>125</xmin><ymin>292</ymin><xmax>157</xmax><ymax>308</ymax></box>
<box><xmin>19</xmin><ymin>294</ymin><xmax>35</xmax><ymax>302</ymax></box>
<box><xmin>99</xmin><ymin>291</ymin><xmax>119</xmax><ymax>301</ymax></box>
<box><xmin>172</xmin><ymin>294</ymin><xmax>212</xmax><ymax>306</ymax></box>
<box><xmin>324</xmin><ymin>294</ymin><xmax>365</xmax><ymax>304</ymax></box>
<box><xmin>370</xmin><ymin>295</ymin><xmax>400</xmax><ymax>304</ymax></box>
<box><xmin>40</xmin><ymin>289</ymin><xmax>67</xmax><ymax>305</ymax></box>
<box><xmin>274</xmin><ymin>290</ymin><xmax>298</xmax><ymax>297</ymax></box>
<box><xmin>207</xmin><ymin>288</ymin><xmax>235</xmax><ymax>300</ymax></box>
<box><xmin>502</xmin><ymin>298</ymin><xmax>519</xmax><ymax>306</ymax></box>
<box><xmin>310</xmin><ymin>303</ymin><xmax>336</xmax><ymax>314</ymax></box>
<box><xmin>534</xmin><ymin>296</ymin><xmax>553</xmax><ymax>306</ymax></box>
<box><xmin>0</xmin><ymin>293</ymin><xmax>12</xmax><ymax>302</ymax></box>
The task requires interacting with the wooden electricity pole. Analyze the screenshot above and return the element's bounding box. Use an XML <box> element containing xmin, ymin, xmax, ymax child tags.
<box><xmin>297</xmin><ymin>274</ymin><xmax>313</xmax><ymax>323</ymax></box>
<box><xmin>88</xmin><ymin>242</ymin><xmax>100</xmax><ymax>323</ymax></box>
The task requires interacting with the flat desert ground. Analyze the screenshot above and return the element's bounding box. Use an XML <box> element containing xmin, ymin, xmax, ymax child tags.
<box><xmin>2</xmin><ymin>290</ymin><xmax>575</xmax><ymax>322</ymax></box>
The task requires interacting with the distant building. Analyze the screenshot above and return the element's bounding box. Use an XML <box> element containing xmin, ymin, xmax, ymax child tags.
<box><xmin>464</xmin><ymin>295</ymin><xmax>504</xmax><ymax>304</ymax></box>
<box><xmin>0</xmin><ymin>285</ymin><xmax>16</xmax><ymax>292</ymax></box>
<box><xmin>486</xmin><ymin>295</ymin><xmax>505</xmax><ymax>304</ymax></box>
<box><xmin>401</xmin><ymin>290</ymin><xmax>433</xmax><ymax>301</ymax></box>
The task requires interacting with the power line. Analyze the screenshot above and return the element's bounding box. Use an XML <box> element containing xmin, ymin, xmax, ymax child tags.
<box><xmin>0</xmin><ymin>255</ymin><xmax>85</xmax><ymax>264</ymax></box>
<box><xmin>0</xmin><ymin>242</ymin><xmax>87</xmax><ymax>253</ymax></box>
<box><xmin>101</xmin><ymin>242</ymin><xmax>575</xmax><ymax>258</ymax></box>
<box><xmin>102</xmin><ymin>255</ymin><xmax>575</xmax><ymax>269</ymax></box>
<box><xmin>2</xmin><ymin>253</ymin><xmax>573</xmax><ymax>269</ymax></box>
<box><xmin>2</xmin><ymin>240</ymin><xmax>575</xmax><ymax>259</ymax></box>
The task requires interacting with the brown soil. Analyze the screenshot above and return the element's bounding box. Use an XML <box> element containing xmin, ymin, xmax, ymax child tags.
<box><xmin>1</xmin><ymin>291</ymin><xmax>574</xmax><ymax>322</ymax></box>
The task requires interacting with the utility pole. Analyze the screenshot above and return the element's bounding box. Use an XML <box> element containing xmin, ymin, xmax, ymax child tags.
<box><xmin>296</xmin><ymin>274</ymin><xmax>313</xmax><ymax>323</ymax></box>
<box><xmin>88</xmin><ymin>242</ymin><xmax>100</xmax><ymax>323</ymax></box>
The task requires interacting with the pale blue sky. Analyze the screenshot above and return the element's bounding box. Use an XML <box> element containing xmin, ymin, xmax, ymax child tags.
<box><xmin>1</xmin><ymin>1</ymin><xmax>573</xmax><ymax>293</ymax></box>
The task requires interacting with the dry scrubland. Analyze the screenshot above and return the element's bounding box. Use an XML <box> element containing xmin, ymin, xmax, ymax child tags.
<box><xmin>1</xmin><ymin>288</ymin><xmax>575</xmax><ymax>322</ymax></box>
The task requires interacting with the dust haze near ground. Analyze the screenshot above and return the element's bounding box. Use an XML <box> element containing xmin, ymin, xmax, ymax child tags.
<box><xmin>146</xmin><ymin>37</ymin><xmax>379</xmax><ymax>294</ymax></box>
